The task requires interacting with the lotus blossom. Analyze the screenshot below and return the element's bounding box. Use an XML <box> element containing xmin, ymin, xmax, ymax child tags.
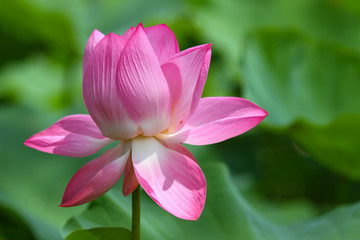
<box><xmin>24</xmin><ymin>23</ymin><xmax>267</xmax><ymax>220</ymax></box>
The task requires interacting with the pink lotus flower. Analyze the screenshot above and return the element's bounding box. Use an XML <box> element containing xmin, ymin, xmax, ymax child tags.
<box><xmin>24</xmin><ymin>23</ymin><xmax>267</xmax><ymax>220</ymax></box>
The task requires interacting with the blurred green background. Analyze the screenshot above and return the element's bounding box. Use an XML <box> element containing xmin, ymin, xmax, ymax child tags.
<box><xmin>1</xmin><ymin>0</ymin><xmax>360</xmax><ymax>239</ymax></box>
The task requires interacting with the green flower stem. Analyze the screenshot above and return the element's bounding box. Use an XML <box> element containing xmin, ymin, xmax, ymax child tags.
<box><xmin>132</xmin><ymin>186</ymin><xmax>141</xmax><ymax>240</ymax></box>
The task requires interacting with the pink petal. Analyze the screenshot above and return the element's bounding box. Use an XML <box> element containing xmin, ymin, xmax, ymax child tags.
<box><xmin>163</xmin><ymin>97</ymin><xmax>268</xmax><ymax>145</ymax></box>
<box><xmin>161</xmin><ymin>44</ymin><xmax>211</xmax><ymax>133</ymax></box>
<box><xmin>83</xmin><ymin>32</ymin><xmax>138</xmax><ymax>140</ymax></box>
<box><xmin>122</xmin><ymin>26</ymin><xmax>136</xmax><ymax>39</ymax></box>
<box><xmin>117</xmin><ymin>24</ymin><xmax>171</xmax><ymax>136</ymax></box>
<box><xmin>144</xmin><ymin>24</ymin><xmax>180</xmax><ymax>64</ymax></box>
<box><xmin>122</xmin><ymin>159</ymin><xmax>139</xmax><ymax>197</ymax></box>
<box><xmin>83</xmin><ymin>29</ymin><xmax>105</xmax><ymax>76</ymax></box>
<box><xmin>24</xmin><ymin>114</ymin><xmax>113</xmax><ymax>157</ymax></box>
<box><xmin>60</xmin><ymin>142</ymin><xmax>130</xmax><ymax>207</ymax></box>
<box><xmin>158</xmin><ymin>138</ymin><xmax>197</xmax><ymax>163</ymax></box>
<box><xmin>132</xmin><ymin>137</ymin><xmax>206</xmax><ymax>220</ymax></box>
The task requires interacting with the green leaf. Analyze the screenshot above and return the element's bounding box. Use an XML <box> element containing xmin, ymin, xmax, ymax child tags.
<box><xmin>291</xmin><ymin>114</ymin><xmax>360</xmax><ymax>180</ymax></box>
<box><xmin>0</xmin><ymin>55</ymin><xmax>66</xmax><ymax>110</ymax></box>
<box><xmin>0</xmin><ymin>202</ymin><xmax>36</xmax><ymax>240</ymax></box>
<box><xmin>242</xmin><ymin>29</ymin><xmax>360</xmax><ymax>179</ymax></box>
<box><xmin>0</xmin><ymin>106</ymin><xmax>86</xmax><ymax>239</ymax></box>
<box><xmin>191</xmin><ymin>0</ymin><xmax>360</xmax><ymax>64</ymax></box>
<box><xmin>0</xmin><ymin>193</ymin><xmax>63</xmax><ymax>240</ymax></box>
<box><xmin>64</xmin><ymin>162</ymin><xmax>360</xmax><ymax>240</ymax></box>
<box><xmin>0</xmin><ymin>0</ymin><xmax>78</xmax><ymax>64</ymax></box>
<box><xmin>243</xmin><ymin>29</ymin><xmax>360</xmax><ymax>127</ymax></box>
<box><xmin>188</xmin><ymin>0</ymin><xmax>360</xmax><ymax>98</ymax></box>
<box><xmin>193</xmin><ymin>2</ymin><xmax>359</xmax><ymax>63</ymax></box>
<box><xmin>66</xmin><ymin>227</ymin><xmax>131</xmax><ymax>240</ymax></box>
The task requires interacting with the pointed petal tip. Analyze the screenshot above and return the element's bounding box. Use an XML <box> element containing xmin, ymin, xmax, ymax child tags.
<box><xmin>23</xmin><ymin>136</ymin><xmax>53</xmax><ymax>154</ymax></box>
<box><xmin>59</xmin><ymin>201</ymin><xmax>84</xmax><ymax>208</ymax></box>
<box><xmin>122</xmin><ymin>190</ymin><xmax>130</xmax><ymax>197</ymax></box>
<box><xmin>60</xmin><ymin>194</ymin><xmax>77</xmax><ymax>207</ymax></box>
<box><xmin>204</xmin><ymin>43</ymin><xmax>212</xmax><ymax>49</ymax></box>
<box><xmin>59</xmin><ymin>202</ymin><xmax>71</xmax><ymax>208</ymax></box>
<box><xmin>177</xmin><ymin>205</ymin><xmax>204</xmax><ymax>221</ymax></box>
<box><xmin>263</xmin><ymin>109</ymin><xmax>269</xmax><ymax>117</ymax></box>
<box><xmin>104</xmin><ymin>32</ymin><xmax>123</xmax><ymax>43</ymax></box>
<box><xmin>204</xmin><ymin>43</ymin><xmax>212</xmax><ymax>54</ymax></box>
<box><xmin>92</xmin><ymin>29</ymin><xmax>103</xmax><ymax>35</ymax></box>
<box><xmin>23</xmin><ymin>138</ymin><xmax>32</xmax><ymax>147</ymax></box>
<box><xmin>122</xmin><ymin>181</ymin><xmax>139</xmax><ymax>197</ymax></box>
<box><xmin>252</xmin><ymin>102</ymin><xmax>269</xmax><ymax>118</ymax></box>
<box><xmin>24</xmin><ymin>137</ymin><xmax>40</xmax><ymax>150</ymax></box>
<box><xmin>126</xmin><ymin>24</ymin><xmax>145</xmax><ymax>40</ymax></box>
<box><xmin>194</xmin><ymin>43</ymin><xmax>212</xmax><ymax>51</ymax></box>
<box><xmin>24</xmin><ymin>138</ymin><xmax>36</xmax><ymax>150</ymax></box>
<box><xmin>192</xmin><ymin>43</ymin><xmax>212</xmax><ymax>51</ymax></box>
<box><xmin>136</xmin><ymin>23</ymin><xmax>145</xmax><ymax>30</ymax></box>
<box><xmin>106</xmin><ymin>32</ymin><xmax>119</xmax><ymax>39</ymax></box>
<box><xmin>59</xmin><ymin>199</ymin><xmax>75</xmax><ymax>207</ymax></box>
<box><xmin>59</xmin><ymin>198</ymin><xmax>85</xmax><ymax>207</ymax></box>
<box><xmin>170</xmin><ymin>204</ymin><xmax>204</xmax><ymax>221</ymax></box>
<box><xmin>59</xmin><ymin>192</ymin><xmax>91</xmax><ymax>208</ymax></box>
<box><xmin>187</xmin><ymin>214</ymin><xmax>201</xmax><ymax>221</ymax></box>
<box><xmin>154</xmin><ymin>23</ymin><xmax>170</xmax><ymax>30</ymax></box>
<box><xmin>59</xmin><ymin>194</ymin><xmax>88</xmax><ymax>208</ymax></box>
<box><xmin>88</xmin><ymin>29</ymin><xmax>105</xmax><ymax>39</ymax></box>
<box><xmin>122</xmin><ymin>188</ymin><xmax>132</xmax><ymax>197</ymax></box>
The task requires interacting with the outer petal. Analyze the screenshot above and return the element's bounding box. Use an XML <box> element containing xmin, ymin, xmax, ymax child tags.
<box><xmin>60</xmin><ymin>142</ymin><xmax>130</xmax><ymax>207</ymax></box>
<box><xmin>83</xmin><ymin>33</ymin><xmax>138</xmax><ymax>140</ymax></box>
<box><xmin>161</xmin><ymin>44</ymin><xmax>211</xmax><ymax>133</ymax></box>
<box><xmin>24</xmin><ymin>114</ymin><xmax>113</xmax><ymax>157</ymax></box>
<box><xmin>117</xmin><ymin>24</ymin><xmax>171</xmax><ymax>136</ymax></box>
<box><xmin>122</xmin><ymin>159</ymin><xmax>139</xmax><ymax>197</ymax></box>
<box><xmin>83</xmin><ymin>29</ymin><xmax>105</xmax><ymax>75</ymax></box>
<box><xmin>161</xmin><ymin>97</ymin><xmax>268</xmax><ymax>145</ymax></box>
<box><xmin>144</xmin><ymin>24</ymin><xmax>180</xmax><ymax>64</ymax></box>
<box><xmin>132</xmin><ymin>137</ymin><xmax>206</xmax><ymax>220</ymax></box>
